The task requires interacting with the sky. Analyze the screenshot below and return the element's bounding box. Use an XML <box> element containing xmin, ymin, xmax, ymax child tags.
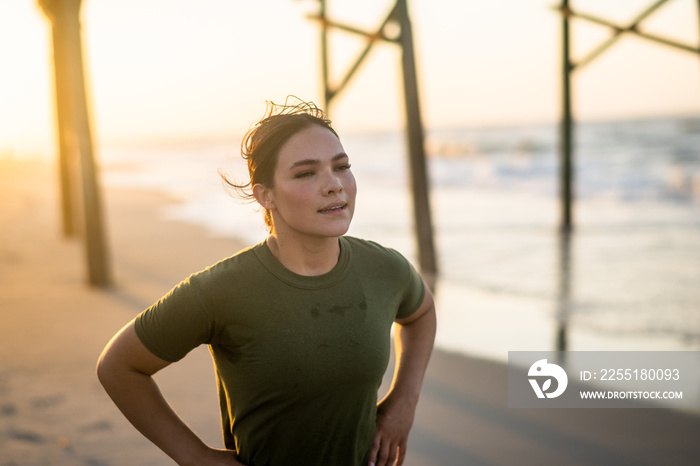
<box><xmin>1</xmin><ymin>0</ymin><xmax>699</xmax><ymax>158</ymax></box>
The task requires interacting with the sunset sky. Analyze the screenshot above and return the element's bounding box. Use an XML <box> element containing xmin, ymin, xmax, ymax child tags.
<box><xmin>1</xmin><ymin>0</ymin><xmax>699</xmax><ymax>157</ymax></box>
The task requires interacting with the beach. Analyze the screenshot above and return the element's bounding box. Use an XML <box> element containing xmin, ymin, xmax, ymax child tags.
<box><xmin>2</xmin><ymin>157</ymin><xmax>700</xmax><ymax>465</ymax></box>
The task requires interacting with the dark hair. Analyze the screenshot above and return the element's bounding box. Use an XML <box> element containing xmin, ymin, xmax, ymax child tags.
<box><xmin>220</xmin><ymin>97</ymin><xmax>338</xmax><ymax>232</ymax></box>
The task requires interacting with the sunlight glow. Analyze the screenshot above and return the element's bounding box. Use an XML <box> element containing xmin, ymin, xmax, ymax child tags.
<box><xmin>0</xmin><ymin>1</ymin><xmax>53</xmax><ymax>158</ymax></box>
<box><xmin>0</xmin><ymin>0</ymin><xmax>698</xmax><ymax>159</ymax></box>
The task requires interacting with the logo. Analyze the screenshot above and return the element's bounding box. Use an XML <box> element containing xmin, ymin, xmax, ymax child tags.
<box><xmin>528</xmin><ymin>359</ymin><xmax>568</xmax><ymax>399</ymax></box>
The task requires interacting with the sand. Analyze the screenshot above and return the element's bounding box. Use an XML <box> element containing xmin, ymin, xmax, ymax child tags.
<box><xmin>1</xmin><ymin>157</ymin><xmax>699</xmax><ymax>465</ymax></box>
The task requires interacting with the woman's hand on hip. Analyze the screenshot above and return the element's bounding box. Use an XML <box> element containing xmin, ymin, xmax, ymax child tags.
<box><xmin>201</xmin><ymin>447</ymin><xmax>245</xmax><ymax>466</ymax></box>
<box><xmin>368</xmin><ymin>393</ymin><xmax>417</xmax><ymax>466</ymax></box>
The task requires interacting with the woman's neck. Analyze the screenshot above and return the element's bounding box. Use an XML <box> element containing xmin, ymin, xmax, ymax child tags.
<box><xmin>266</xmin><ymin>234</ymin><xmax>341</xmax><ymax>276</ymax></box>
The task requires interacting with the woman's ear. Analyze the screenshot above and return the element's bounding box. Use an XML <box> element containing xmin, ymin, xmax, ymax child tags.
<box><xmin>252</xmin><ymin>184</ymin><xmax>275</xmax><ymax>211</ymax></box>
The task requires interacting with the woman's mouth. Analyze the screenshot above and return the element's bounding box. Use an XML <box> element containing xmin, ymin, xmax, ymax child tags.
<box><xmin>318</xmin><ymin>203</ymin><xmax>347</xmax><ymax>214</ymax></box>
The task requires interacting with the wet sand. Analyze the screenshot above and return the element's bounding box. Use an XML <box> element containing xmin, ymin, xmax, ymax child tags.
<box><xmin>1</xmin><ymin>158</ymin><xmax>699</xmax><ymax>465</ymax></box>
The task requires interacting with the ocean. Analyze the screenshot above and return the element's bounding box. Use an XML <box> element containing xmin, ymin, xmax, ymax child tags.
<box><xmin>101</xmin><ymin>115</ymin><xmax>700</xmax><ymax>363</ymax></box>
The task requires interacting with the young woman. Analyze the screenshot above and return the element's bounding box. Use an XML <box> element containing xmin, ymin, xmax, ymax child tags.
<box><xmin>97</xmin><ymin>99</ymin><xmax>436</xmax><ymax>466</ymax></box>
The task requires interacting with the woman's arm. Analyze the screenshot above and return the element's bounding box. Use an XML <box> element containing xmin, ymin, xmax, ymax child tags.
<box><xmin>96</xmin><ymin>320</ymin><xmax>243</xmax><ymax>466</ymax></box>
<box><xmin>369</xmin><ymin>285</ymin><xmax>437</xmax><ymax>466</ymax></box>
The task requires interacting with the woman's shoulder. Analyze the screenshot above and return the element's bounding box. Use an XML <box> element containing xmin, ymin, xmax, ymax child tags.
<box><xmin>342</xmin><ymin>235</ymin><xmax>390</xmax><ymax>253</ymax></box>
<box><xmin>341</xmin><ymin>236</ymin><xmax>412</xmax><ymax>268</ymax></box>
<box><xmin>190</xmin><ymin>241</ymin><xmax>266</xmax><ymax>285</ymax></box>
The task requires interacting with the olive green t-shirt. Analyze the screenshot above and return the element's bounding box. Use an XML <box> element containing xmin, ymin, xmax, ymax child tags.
<box><xmin>134</xmin><ymin>236</ymin><xmax>425</xmax><ymax>466</ymax></box>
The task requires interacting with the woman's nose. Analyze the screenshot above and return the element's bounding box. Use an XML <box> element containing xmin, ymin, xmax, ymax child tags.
<box><xmin>322</xmin><ymin>170</ymin><xmax>343</xmax><ymax>195</ymax></box>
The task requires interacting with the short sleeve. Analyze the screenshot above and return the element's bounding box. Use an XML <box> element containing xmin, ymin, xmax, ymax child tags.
<box><xmin>134</xmin><ymin>275</ymin><xmax>215</xmax><ymax>362</ymax></box>
<box><xmin>393</xmin><ymin>251</ymin><xmax>426</xmax><ymax>321</ymax></box>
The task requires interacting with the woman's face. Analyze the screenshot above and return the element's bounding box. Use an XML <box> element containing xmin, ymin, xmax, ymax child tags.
<box><xmin>256</xmin><ymin>124</ymin><xmax>357</xmax><ymax>240</ymax></box>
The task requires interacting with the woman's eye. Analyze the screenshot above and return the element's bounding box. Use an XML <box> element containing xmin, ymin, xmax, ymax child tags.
<box><xmin>335</xmin><ymin>163</ymin><xmax>352</xmax><ymax>171</ymax></box>
<box><xmin>294</xmin><ymin>171</ymin><xmax>314</xmax><ymax>179</ymax></box>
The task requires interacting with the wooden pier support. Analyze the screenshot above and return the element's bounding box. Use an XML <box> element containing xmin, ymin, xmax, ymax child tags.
<box><xmin>557</xmin><ymin>1</ymin><xmax>573</xmax><ymax>350</ymax></box>
<box><xmin>554</xmin><ymin>0</ymin><xmax>700</xmax><ymax>341</ymax></box>
<box><xmin>560</xmin><ymin>0</ymin><xmax>573</xmax><ymax>234</ymax></box>
<box><xmin>396</xmin><ymin>0</ymin><xmax>437</xmax><ymax>283</ymax></box>
<box><xmin>40</xmin><ymin>0</ymin><xmax>112</xmax><ymax>287</ymax></box>
<box><xmin>555</xmin><ymin>0</ymin><xmax>700</xmax><ymax>234</ymax></box>
<box><xmin>311</xmin><ymin>0</ymin><xmax>437</xmax><ymax>284</ymax></box>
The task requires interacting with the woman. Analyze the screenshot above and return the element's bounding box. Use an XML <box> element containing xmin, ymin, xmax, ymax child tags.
<box><xmin>97</xmin><ymin>99</ymin><xmax>436</xmax><ymax>466</ymax></box>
